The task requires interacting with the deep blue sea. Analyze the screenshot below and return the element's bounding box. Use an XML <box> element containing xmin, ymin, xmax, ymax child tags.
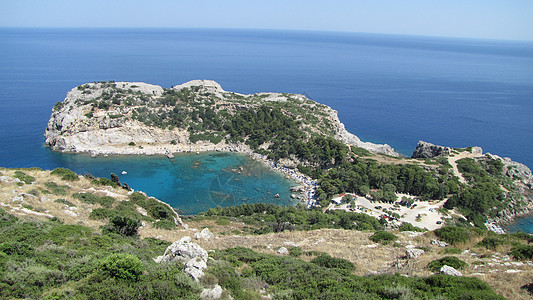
<box><xmin>1</xmin><ymin>28</ymin><xmax>532</xmax><ymax>226</ymax></box>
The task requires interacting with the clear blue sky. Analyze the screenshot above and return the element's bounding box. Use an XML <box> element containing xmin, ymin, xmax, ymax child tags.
<box><xmin>2</xmin><ymin>0</ymin><xmax>533</xmax><ymax>41</ymax></box>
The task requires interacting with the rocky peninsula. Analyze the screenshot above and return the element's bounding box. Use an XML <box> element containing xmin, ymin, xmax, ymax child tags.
<box><xmin>45</xmin><ymin>80</ymin><xmax>398</xmax><ymax>160</ymax></box>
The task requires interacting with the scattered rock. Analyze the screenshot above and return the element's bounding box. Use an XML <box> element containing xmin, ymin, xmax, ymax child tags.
<box><xmin>277</xmin><ymin>247</ymin><xmax>289</xmax><ymax>255</ymax></box>
<box><xmin>406</xmin><ymin>248</ymin><xmax>425</xmax><ymax>259</ymax></box>
<box><xmin>284</xmin><ymin>241</ymin><xmax>298</xmax><ymax>247</ymax></box>
<box><xmin>431</xmin><ymin>239</ymin><xmax>449</xmax><ymax>247</ymax></box>
<box><xmin>194</xmin><ymin>228</ymin><xmax>214</xmax><ymax>240</ymax></box>
<box><xmin>64</xmin><ymin>210</ymin><xmax>77</xmax><ymax>217</ymax></box>
<box><xmin>440</xmin><ymin>265</ymin><xmax>462</xmax><ymax>276</ymax></box>
<box><xmin>200</xmin><ymin>285</ymin><xmax>223</xmax><ymax>300</ymax></box>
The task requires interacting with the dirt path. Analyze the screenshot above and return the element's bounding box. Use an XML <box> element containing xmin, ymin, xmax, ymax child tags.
<box><xmin>447</xmin><ymin>152</ymin><xmax>484</xmax><ymax>184</ymax></box>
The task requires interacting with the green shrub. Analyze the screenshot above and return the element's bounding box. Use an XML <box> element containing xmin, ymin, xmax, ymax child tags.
<box><xmin>442</xmin><ymin>247</ymin><xmax>462</xmax><ymax>254</ymax></box>
<box><xmin>152</xmin><ymin>219</ymin><xmax>176</xmax><ymax>230</ymax></box>
<box><xmin>434</xmin><ymin>226</ymin><xmax>474</xmax><ymax>245</ymax></box>
<box><xmin>72</xmin><ymin>192</ymin><xmax>100</xmax><ymax>204</ymax></box>
<box><xmin>128</xmin><ymin>142</ymin><xmax>136</xmax><ymax>146</ymax></box>
<box><xmin>44</xmin><ymin>182</ymin><xmax>69</xmax><ymax>195</ymax></box>
<box><xmin>398</xmin><ymin>222</ymin><xmax>425</xmax><ymax>232</ymax></box>
<box><xmin>288</xmin><ymin>247</ymin><xmax>303</xmax><ymax>257</ymax></box>
<box><xmin>50</xmin><ymin>168</ymin><xmax>79</xmax><ymax>181</ymax></box>
<box><xmin>510</xmin><ymin>244</ymin><xmax>533</xmax><ymax>260</ymax></box>
<box><xmin>98</xmin><ymin>196</ymin><xmax>115</xmax><ymax>208</ymax></box>
<box><xmin>92</xmin><ymin>177</ymin><xmax>117</xmax><ymax>187</ymax></box>
<box><xmin>54</xmin><ymin>199</ymin><xmax>75</xmax><ymax>207</ymax></box>
<box><xmin>101</xmin><ymin>253</ymin><xmax>144</xmax><ymax>281</ymax></box>
<box><xmin>427</xmin><ymin>256</ymin><xmax>467</xmax><ymax>272</ymax></box>
<box><xmin>13</xmin><ymin>170</ymin><xmax>35</xmax><ymax>184</ymax></box>
<box><xmin>477</xmin><ymin>236</ymin><xmax>508</xmax><ymax>250</ymax></box>
<box><xmin>104</xmin><ymin>216</ymin><xmax>140</xmax><ymax>237</ymax></box>
<box><xmin>369</xmin><ymin>231</ymin><xmax>398</xmax><ymax>244</ymax></box>
<box><xmin>310</xmin><ymin>254</ymin><xmax>355</xmax><ymax>271</ymax></box>
<box><xmin>89</xmin><ymin>208</ymin><xmax>117</xmax><ymax>220</ymax></box>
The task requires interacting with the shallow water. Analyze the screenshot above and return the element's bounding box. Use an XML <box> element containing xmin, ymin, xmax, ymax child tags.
<box><xmin>45</xmin><ymin>151</ymin><xmax>296</xmax><ymax>215</ymax></box>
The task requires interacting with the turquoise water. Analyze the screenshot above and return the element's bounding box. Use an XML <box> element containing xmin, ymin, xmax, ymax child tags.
<box><xmin>48</xmin><ymin>151</ymin><xmax>296</xmax><ymax>215</ymax></box>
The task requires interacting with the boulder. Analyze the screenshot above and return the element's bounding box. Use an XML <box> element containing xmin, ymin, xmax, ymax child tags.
<box><xmin>154</xmin><ymin>236</ymin><xmax>208</xmax><ymax>263</ymax></box>
<box><xmin>194</xmin><ymin>227</ymin><xmax>214</xmax><ymax>240</ymax></box>
<box><xmin>200</xmin><ymin>285</ymin><xmax>223</xmax><ymax>299</ymax></box>
<box><xmin>431</xmin><ymin>239</ymin><xmax>449</xmax><ymax>247</ymax></box>
<box><xmin>406</xmin><ymin>248</ymin><xmax>425</xmax><ymax>259</ymax></box>
<box><xmin>277</xmin><ymin>247</ymin><xmax>289</xmax><ymax>255</ymax></box>
<box><xmin>412</xmin><ymin>141</ymin><xmax>451</xmax><ymax>159</ymax></box>
<box><xmin>440</xmin><ymin>265</ymin><xmax>462</xmax><ymax>276</ymax></box>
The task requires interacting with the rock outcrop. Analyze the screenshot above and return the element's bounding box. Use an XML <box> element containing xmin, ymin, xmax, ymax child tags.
<box><xmin>154</xmin><ymin>236</ymin><xmax>209</xmax><ymax>281</ymax></box>
<box><xmin>194</xmin><ymin>227</ymin><xmax>214</xmax><ymax>240</ymax></box>
<box><xmin>440</xmin><ymin>265</ymin><xmax>463</xmax><ymax>276</ymax></box>
<box><xmin>411</xmin><ymin>141</ymin><xmax>451</xmax><ymax>159</ymax></box>
<box><xmin>45</xmin><ymin>80</ymin><xmax>399</xmax><ymax>159</ymax></box>
<box><xmin>406</xmin><ymin>248</ymin><xmax>425</xmax><ymax>260</ymax></box>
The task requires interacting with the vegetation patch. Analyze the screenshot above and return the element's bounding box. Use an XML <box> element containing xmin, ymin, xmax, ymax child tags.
<box><xmin>50</xmin><ymin>167</ymin><xmax>80</xmax><ymax>181</ymax></box>
<box><xmin>369</xmin><ymin>231</ymin><xmax>398</xmax><ymax>244</ymax></box>
<box><xmin>427</xmin><ymin>256</ymin><xmax>467</xmax><ymax>272</ymax></box>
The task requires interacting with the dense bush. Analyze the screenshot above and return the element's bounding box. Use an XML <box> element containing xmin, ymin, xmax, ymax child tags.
<box><xmin>310</xmin><ymin>254</ymin><xmax>355</xmax><ymax>271</ymax></box>
<box><xmin>427</xmin><ymin>256</ymin><xmax>467</xmax><ymax>272</ymax></box>
<box><xmin>510</xmin><ymin>244</ymin><xmax>533</xmax><ymax>260</ymax></box>
<box><xmin>369</xmin><ymin>231</ymin><xmax>398</xmax><ymax>244</ymax></box>
<box><xmin>13</xmin><ymin>170</ymin><xmax>35</xmax><ymax>184</ymax></box>
<box><xmin>103</xmin><ymin>216</ymin><xmax>140</xmax><ymax>237</ymax></box>
<box><xmin>398</xmin><ymin>222</ymin><xmax>426</xmax><ymax>232</ymax></box>
<box><xmin>44</xmin><ymin>181</ymin><xmax>69</xmax><ymax>195</ymax></box>
<box><xmin>477</xmin><ymin>236</ymin><xmax>509</xmax><ymax>250</ymax></box>
<box><xmin>50</xmin><ymin>168</ymin><xmax>79</xmax><ymax>181</ymax></box>
<box><xmin>73</xmin><ymin>193</ymin><xmax>115</xmax><ymax>208</ymax></box>
<box><xmin>101</xmin><ymin>253</ymin><xmax>144</xmax><ymax>281</ymax></box>
<box><xmin>434</xmin><ymin>226</ymin><xmax>480</xmax><ymax>245</ymax></box>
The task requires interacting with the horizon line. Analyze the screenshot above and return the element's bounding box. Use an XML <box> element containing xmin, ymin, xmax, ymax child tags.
<box><xmin>1</xmin><ymin>26</ymin><xmax>532</xmax><ymax>43</ymax></box>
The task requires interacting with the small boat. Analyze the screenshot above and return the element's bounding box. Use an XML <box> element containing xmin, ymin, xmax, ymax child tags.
<box><xmin>121</xmin><ymin>171</ymin><xmax>127</xmax><ymax>175</ymax></box>
<box><xmin>274</xmin><ymin>194</ymin><xmax>280</xmax><ymax>198</ymax></box>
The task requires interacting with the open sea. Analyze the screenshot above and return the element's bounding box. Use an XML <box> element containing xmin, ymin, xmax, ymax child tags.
<box><xmin>0</xmin><ymin>28</ymin><xmax>532</xmax><ymax>228</ymax></box>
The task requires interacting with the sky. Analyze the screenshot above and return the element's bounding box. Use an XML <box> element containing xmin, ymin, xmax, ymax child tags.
<box><xmin>1</xmin><ymin>0</ymin><xmax>533</xmax><ymax>41</ymax></box>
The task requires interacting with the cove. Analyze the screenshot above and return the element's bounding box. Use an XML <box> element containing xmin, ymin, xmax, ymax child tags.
<box><xmin>46</xmin><ymin>151</ymin><xmax>297</xmax><ymax>215</ymax></box>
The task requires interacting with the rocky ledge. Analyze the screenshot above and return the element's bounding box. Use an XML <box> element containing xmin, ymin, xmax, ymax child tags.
<box><xmin>45</xmin><ymin>80</ymin><xmax>398</xmax><ymax>160</ymax></box>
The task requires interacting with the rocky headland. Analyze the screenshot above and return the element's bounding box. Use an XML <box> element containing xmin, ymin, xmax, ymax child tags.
<box><xmin>45</xmin><ymin>80</ymin><xmax>398</xmax><ymax>160</ymax></box>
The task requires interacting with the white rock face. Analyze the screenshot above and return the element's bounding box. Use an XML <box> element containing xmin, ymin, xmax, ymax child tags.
<box><xmin>194</xmin><ymin>227</ymin><xmax>214</xmax><ymax>240</ymax></box>
<box><xmin>406</xmin><ymin>248</ymin><xmax>425</xmax><ymax>259</ymax></box>
<box><xmin>154</xmin><ymin>236</ymin><xmax>208</xmax><ymax>263</ymax></box>
<box><xmin>440</xmin><ymin>265</ymin><xmax>462</xmax><ymax>276</ymax></box>
<box><xmin>44</xmin><ymin>80</ymin><xmax>399</xmax><ymax>158</ymax></box>
<box><xmin>200</xmin><ymin>285</ymin><xmax>223</xmax><ymax>300</ymax></box>
<box><xmin>154</xmin><ymin>236</ymin><xmax>209</xmax><ymax>281</ymax></box>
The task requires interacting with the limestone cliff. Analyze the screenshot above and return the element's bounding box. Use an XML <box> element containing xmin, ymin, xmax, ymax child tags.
<box><xmin>45</xmin><ymin>80</ymin><xmax>398</xmax><ymax>158</ymax></box>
